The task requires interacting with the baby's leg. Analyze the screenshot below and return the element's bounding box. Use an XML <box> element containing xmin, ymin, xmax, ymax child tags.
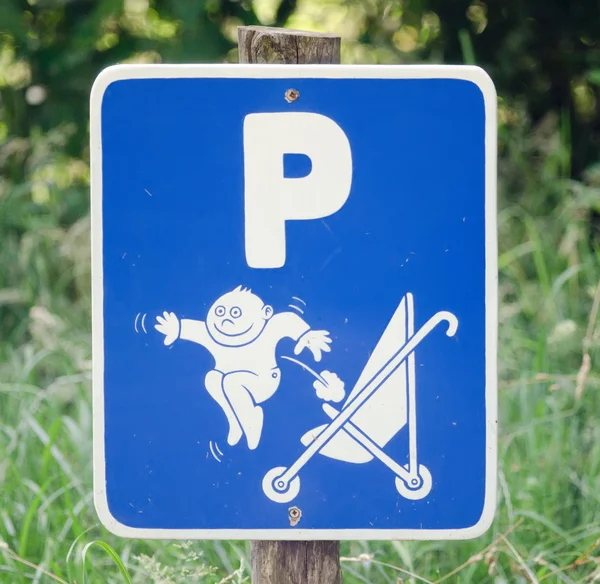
<box><xmin>205</xmin><ymin>370</ymin><xmax>242</xmax><ymax>446</ymax></box>
<box><xmin>222</xmin><ymin>372</ymin><xmax>264</xmax><ymax>450</ymax></box>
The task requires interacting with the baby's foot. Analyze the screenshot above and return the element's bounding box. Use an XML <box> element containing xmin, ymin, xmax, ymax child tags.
<box><xmin>227</xmin><ymin>418</ymin><xmax>243</xmax><ymax>446</ymax></box>
<box><xmin>245</xmin><ymin>406</ymin><xmax>264</xmax><ymax>451</ymax></box>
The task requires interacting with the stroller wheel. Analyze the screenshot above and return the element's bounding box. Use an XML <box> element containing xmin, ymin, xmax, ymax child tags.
<box><xmin>395</xmin><ymin>465</ymin><xmax>432</xmax><ymax>500</ymax></box>
<box><xmin>262</xmin><ymin>466</ymin><xmax>301</xmax><ymax>503</ymax></box>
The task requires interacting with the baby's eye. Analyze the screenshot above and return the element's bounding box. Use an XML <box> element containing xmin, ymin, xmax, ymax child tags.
<box><xmin>215</xmin><ymin>305</ymin><xmax>226</xmax><ymax>317</ymax></box>
<box><xmin>230</xmin><ymin>306</ymin><xmax>242</xmax><ymax>319</ymax></box>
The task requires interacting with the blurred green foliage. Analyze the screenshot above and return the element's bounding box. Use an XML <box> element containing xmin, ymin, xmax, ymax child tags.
<box><xmin>423</xmin><ymin>1</ymin><xmax>600</xmax><ymax>178</ymax></box>
<box><xmin>0</xmin><ymin>0</ymin><xmax>600</xmax><ymax>334</ymax></box>
<box><xmin>1</xmin><ymin>0</ymin><xmax>600</xmax><ymax>178</ymax></box>
<box><xmin>0</xmin><ymin>0</ymin><xmax>599</xmax><ymax>200</ymax></box>
<box><xmin>2</xmin><ymin>2</ymin><xmax>600</xmax><ymax>582</ymax></box>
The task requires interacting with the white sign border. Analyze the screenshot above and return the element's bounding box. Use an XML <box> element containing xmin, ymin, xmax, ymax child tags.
<box><xmin>91</xmin><ymin>63</ymin><xmax>498</xmax><ymax>541</ymax></box>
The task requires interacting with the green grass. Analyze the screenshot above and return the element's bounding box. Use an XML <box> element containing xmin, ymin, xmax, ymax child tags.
<box><xmin>1</xmin><ymin>115</ymin><xmax>600</xmax><ymax>583</ymax></box>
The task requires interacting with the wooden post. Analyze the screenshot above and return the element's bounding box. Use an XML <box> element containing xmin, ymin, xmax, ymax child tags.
<box><xmin>250</xmin><ymin>540</ymin><xmax>341</xmax><ymax>584</ymax></box>
<box><xmin>238</xmin><ymin>24</ymin><xmax>343</xmax><ymax>584</ymax></box>
<box><xmin>238</xmin><ymin>26</ymin><xmax>340</xmax><ymax>65</ymax></box>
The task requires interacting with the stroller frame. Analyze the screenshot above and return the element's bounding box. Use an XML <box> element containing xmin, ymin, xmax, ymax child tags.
<box><xmin>263</xmin><ymin>296</ymin><xmax>459</xmax><ymax>504</ymax></box>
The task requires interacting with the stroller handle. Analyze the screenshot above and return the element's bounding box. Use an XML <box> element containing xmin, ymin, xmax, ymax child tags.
<box><xmin>343</xmin><ymin>310</ymin><xmax>458</xmax><ymax>412</ymax></box>
<box><xmin>277</xmin><ymin>310</ymin><xmax>458</xmax><ymax>487</ymax></box>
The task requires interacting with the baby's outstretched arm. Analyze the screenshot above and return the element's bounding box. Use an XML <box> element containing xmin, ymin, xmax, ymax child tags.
<box><xmin>155</xmin><ymin>312</ymin><xmax>211</xmax><ymax>347</ymax></box>
<box><xmin>294</xmin><ymin>329</ymin><xmax>332</xmax><ymax>362</ymax></box>
<box><xmin>155</xmin><ymin>311</ymin><xmax>179</xmax><ymax>345</ymax></box>
<box><xmin>179</xmin><ymin>318</ymin><xmax>211</xmax><ymax>346</ymax></box>
<box><xmin>269</xmin><ymin>312</ymin><xmax>332</xmax><ymax>362</ymax></box>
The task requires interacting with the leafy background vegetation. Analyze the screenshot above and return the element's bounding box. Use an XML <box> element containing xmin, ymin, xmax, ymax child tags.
<box><xmin>1</xmin><ymin>0</ymin><xmax>600</xmax><ymax>582</ymax></box>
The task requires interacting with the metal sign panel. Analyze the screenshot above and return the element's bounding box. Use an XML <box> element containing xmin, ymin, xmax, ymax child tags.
<box><xmin>91</xmin><ymin>64</ymin><xmax>497</xmax><ymax>540</ymax></box>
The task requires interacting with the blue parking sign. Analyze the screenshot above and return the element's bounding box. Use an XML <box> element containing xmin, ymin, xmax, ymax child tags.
<box><xmin>91</xmin><ymin>64</ymin><xmax>497</xmax><ymax>540</ymax></box>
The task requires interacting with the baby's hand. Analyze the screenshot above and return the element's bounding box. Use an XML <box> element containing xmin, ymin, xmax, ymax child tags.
<box><xmin>313</xmin><ymin>371</ymin><xmax>345</xmax><ymax>403</ymax></box>
<box><xmin>155</xmin><ymin>311</ymin><xmax>180</xmax><ymax>345</ymax></box>
<box><xmin>294</xmin><ymin>330</ymin><xmax>332</xmax><ymax>362</ymax></box>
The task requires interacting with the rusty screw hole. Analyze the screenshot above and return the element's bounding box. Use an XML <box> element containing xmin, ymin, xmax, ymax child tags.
<box><xmin>288</xmin><ymin>505</ymin><xmax>302</xmax><ymax>526</ymax></box>
<box><xmin>285</xmin><ymin>89</ymin><xmax>300</xmax><ymax>103</ymax></box>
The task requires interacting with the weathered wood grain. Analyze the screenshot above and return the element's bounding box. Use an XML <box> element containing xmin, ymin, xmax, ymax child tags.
<box><xmin>238</xmin><ymin>26</ymin><xmax>341</xmax><ymax>65</ymax></box>
<box><xmin>251</xmin><ymin>541</ymin><xmax>342</xmax><ymax>584</ymax></box>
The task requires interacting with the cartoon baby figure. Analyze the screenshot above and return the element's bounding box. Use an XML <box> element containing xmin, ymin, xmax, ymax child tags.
<box><xmin>155</xmin><ymin>286</ymin><xmax>332</xmax><ymax>450</ymax></box>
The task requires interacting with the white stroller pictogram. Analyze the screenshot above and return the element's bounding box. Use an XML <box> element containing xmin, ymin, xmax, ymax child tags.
<box><xmin>262</xmin><ymin>293</ymin><xmax>459</xmax><ymax>503</ymax></box>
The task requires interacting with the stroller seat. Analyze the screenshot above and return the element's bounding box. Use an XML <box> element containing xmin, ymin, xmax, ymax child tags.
<box><xmin>300</xmin><ymin>295</ymin><xmax>414</xmax><ymax>464</ymax></box>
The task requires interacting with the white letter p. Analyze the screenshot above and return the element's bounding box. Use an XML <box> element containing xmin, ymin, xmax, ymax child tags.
<box><xmin>243</xmin><ymin>112</ymin><xmax>352</xmax><ymax>268</ymax></box>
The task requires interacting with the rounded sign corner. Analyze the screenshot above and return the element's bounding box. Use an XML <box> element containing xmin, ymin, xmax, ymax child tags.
<box><xmin>461</xmin><ymin>498</ymin><xmax>498</xmax><ymax>541</ymax></box>
<box><xmin>93</xmin><ymin>490</ymin><xmax>140</xmax><ymax>539</ymax></box>
<box><xmin>461</xmin><ymin>65</ymin><xmax>498</xmax><ymax>103</ymax></box>
<box><xmin>90</xmin><ymin>65</ymin><xmax>127</xmax><ymax>112</ymax></box>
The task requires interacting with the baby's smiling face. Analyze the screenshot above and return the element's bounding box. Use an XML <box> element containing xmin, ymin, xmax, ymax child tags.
<box><xmin>206</xmin><ymin>287</ymin><xmax>273</xmax><ymax>347</ymax></box>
